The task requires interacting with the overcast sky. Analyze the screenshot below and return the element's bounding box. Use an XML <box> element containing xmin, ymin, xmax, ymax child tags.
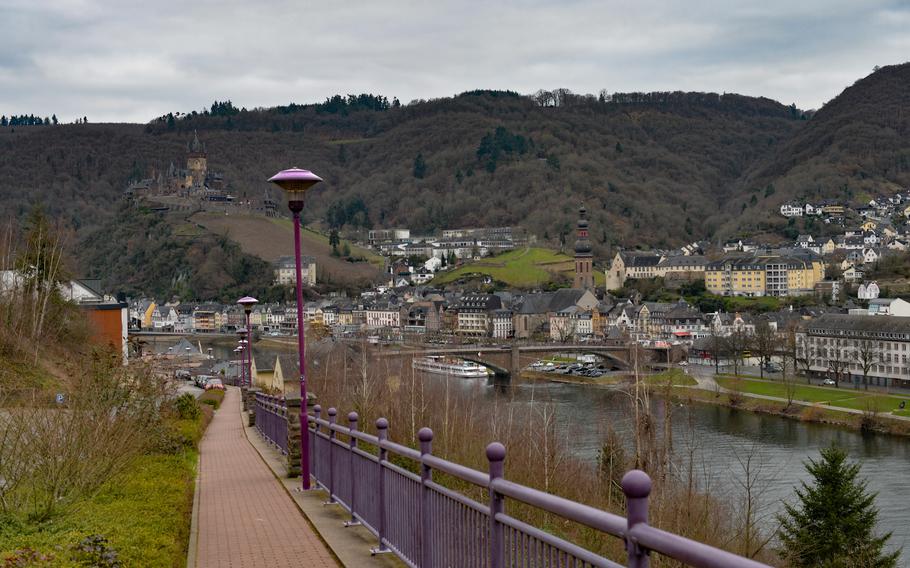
<box><xmin>1</xmin><ymin>0</ymin><xmax>908</xmax><ymax>123</ymax></box>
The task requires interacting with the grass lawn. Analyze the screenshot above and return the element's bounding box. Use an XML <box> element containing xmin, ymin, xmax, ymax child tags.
<box><xmin>826</xmin><ymin>393</ymin><xmax>909</xmax><ymax>413</ymax></box>
<box><xmin>644</xmin><ymin>369</ymin><xmax>698</xmax><ymax>387</ymax></box>
<box><xmin>717</xmin><ymin>377</ymin><xmax>909</xmax><ymax>414</ymax></box>
<box><xmin>433</xmin><ymin>247</ymin><xmax>606</xmax><ymax>288</ymax></box>
<box><xmin>716</xmin><ymin>377</ymin><xmax>858</xmax><ymax>404</ymax></box>
<box><xmin>0</xmin><ymin>413</ymin><xmax>208</xmax><ymax>567</ymax></box>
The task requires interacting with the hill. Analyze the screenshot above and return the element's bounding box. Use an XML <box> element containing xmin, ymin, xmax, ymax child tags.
<box><xmin>1</xmin><ymin>64</ymin><xmax>908</xmax><ymax>295</ymax></box>
<box><xmin>189</xmin><ymin>211</ymin><xmax>385</xmax><ymax>288</ymax></box>
<box><xmin>720</xmin><ymin>62</ymin><xmax>910</xmax><ymax>238</ymax></box>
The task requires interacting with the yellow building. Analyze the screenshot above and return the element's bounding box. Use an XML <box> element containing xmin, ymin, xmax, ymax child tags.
<box><xmin>705</xmin><ymin>254</ymin><xmax>823</xmax><ymax>297</ymax></box>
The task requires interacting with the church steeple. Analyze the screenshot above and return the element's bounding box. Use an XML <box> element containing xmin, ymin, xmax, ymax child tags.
<box><xmin>573</xmin><ymin>204</ymin><xmax>594</xmax><ymax>289</ymax></box>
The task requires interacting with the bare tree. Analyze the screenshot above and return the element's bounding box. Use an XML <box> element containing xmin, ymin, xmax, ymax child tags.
<box><xmin>708</xmin><ymin>326</ymin><xmax>724</xmax><ymax>373</ymax></box>
<box><xmin>725</xmin><ymin>329</ymin><xmax>750</xmax><ymax>376</ymax></box>
<box><xmin>750</xmin><ymin>321</ymin><xmax>777</xmax><ymax>379</ymax></box>
<box><xmin>729</xmin><ymin>444</ymin><xmax>779</xmax><ymax>559</ymax></box>
<box><xmin>851</xmin><ymin>339</ymin><xmax>882</xmax><ymax>391</ymax></box>
<box><xmin>827</xmin><ymin>345</ymin><xmax>851</xmax><ymax>388</ymax></box>
<box><xmin>795</xmin><ymin>335</ymin><xmax>816</xmax><ymax>383</ymax></box>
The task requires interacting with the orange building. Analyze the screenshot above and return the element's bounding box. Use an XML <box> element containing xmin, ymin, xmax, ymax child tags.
<box><xmin>82</xmin><ymin>301</ymin><xmax>129</xmax><ymax>363</ymax></box>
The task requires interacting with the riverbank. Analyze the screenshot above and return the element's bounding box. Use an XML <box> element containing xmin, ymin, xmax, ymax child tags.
<box><xmin>667</xmin><ymin>378</ymin><xmax>910</xmax><ymax>438</ymax></box>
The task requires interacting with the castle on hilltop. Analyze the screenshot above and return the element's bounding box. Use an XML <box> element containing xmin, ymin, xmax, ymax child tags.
<box><xmin>159</xmin><ymin>130</ymin><xmax>226</xmax><ymax>196</ymax></box>
<box><xmin>126</xmin><ymin>131</ymin><xmax>229</xmax><ymax>201</ymax></box>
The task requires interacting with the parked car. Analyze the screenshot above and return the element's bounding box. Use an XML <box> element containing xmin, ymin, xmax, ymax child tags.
<box><xmin>205</xmin><ymin>378</ymin><xmax>224</xmax><ymax>390</ymax></box>
<box><xmin>822</xmin><ymin>378</ymin><xmax>836</xmax><ymax>386</ymax></box>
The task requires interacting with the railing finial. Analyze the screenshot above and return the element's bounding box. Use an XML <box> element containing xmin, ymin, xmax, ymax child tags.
<box><xmin>621</xmin><ymin>470</ymin><xmax>652</xmax><ymax>499</ymax></box>
<box><xmin>417</xmin><ymin>427</ymin><xmax>433</xmax><ymax>445</ymax></box>
<box><xmin>348</xmin><ymin>411</ymin><xmax>359</xmax><ymax>425</ymax></box>
<box><xmin>486</xmin><ymin>442</ymin><xmax>506</xmax><ymax>463</ymax></box>
<box><xmin>376</xmin><ymin>417</ymin><xmax>389</xmax><ymax>431</ymax></box>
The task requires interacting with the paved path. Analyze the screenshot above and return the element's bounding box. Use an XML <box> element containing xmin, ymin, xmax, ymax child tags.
<box><xmin>194</xmin><ymin>387</ymin><xmax>338</xmax><ymax>567</ymax></box>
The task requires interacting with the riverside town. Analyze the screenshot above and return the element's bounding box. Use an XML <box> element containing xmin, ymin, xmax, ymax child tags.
<box><xmin>2</xmin><ymin>4</ymin><xmax>910</xmax><ymax>567</ymax></box>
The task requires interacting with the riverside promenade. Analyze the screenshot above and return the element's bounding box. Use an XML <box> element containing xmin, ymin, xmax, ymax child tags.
<box><xmin>191</xmin><ymin>387</ymin><xmax>338</xmax><ymax>567</ymax></box>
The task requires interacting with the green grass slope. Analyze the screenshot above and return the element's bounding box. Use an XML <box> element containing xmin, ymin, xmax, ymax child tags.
<box><xmin>432</xmin><ymin>247</ymin><xmax>605</xmax><ymax>288</ymax></box>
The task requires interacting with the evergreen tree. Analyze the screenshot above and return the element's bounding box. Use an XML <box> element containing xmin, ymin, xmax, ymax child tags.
<box><xmin>51</xmin><ymin>114</ymin><xmax>58</xmax><ymax>125</ymax></box>
<box><xmin>413</xmin><ymin>153</ymin><xmax>427</xmax><ymax>179</ymax></box>
<box><xmin>329</xmin><ymin>229</ymin><xmax>340</xmax><ymax>256</ymax></box>
<box><xmin>778</xmin><ymin>445</ymin><xmax>899</xmax><ymax>567</ymax></box>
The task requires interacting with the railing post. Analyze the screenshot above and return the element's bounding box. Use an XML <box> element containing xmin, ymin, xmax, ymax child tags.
<box><xmin>311</xmin><ymin>405</ymin><xmax>321</xmax><ymax>486</ymax></box>
<box><xmin>286</xmin><ymin>395</ymin><xmax>301</xmax><ymax>477</ymax></box>
<box><xmin>419</xmin><ymin>427</ymin><xmax>434</xmax><ymax>568</ymax></box>
<box><xmin>622</xmin><ymin>470</ymin><xmax>652</xmax><ymax>568</ymax></box>
<box><xmin>344</xmin><ymin>411</ymin><xmax>361</xmax><ymax>527</ymax></box>
<box><xmin>247</xmin><ymin>387</ymin><xmax>260</xmax><ymax>427</ymax></box>
<box><xmin>324</xmin><ymin>407</ymin><xmax>337</xmax><ymax>505</ymax></box>
<box><xmin>487</xmin><ymin>442</ymin><xmax>506</xmax><ymax>568</ymax></box>
<box><xmin>371</xmin><ymin>417</ymin><xmax>390</xmax><ymax>555</ymax></box>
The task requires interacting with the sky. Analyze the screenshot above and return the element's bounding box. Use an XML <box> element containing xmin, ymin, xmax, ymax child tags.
<box><xmin>1</xmin><ymin>0</ymin><xmax>908</xmax><ymax>123</ymax></box>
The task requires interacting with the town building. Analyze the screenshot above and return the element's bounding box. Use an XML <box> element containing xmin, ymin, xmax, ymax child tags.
<box><xmin>455</xmin><ymin>294</ymin><xmax>502</xmax><ymax>336</ymax></box>
<box><xmin>704</xmin><ymin>253</ymin><xmax>824</xmax><ymax>297</ymax></box>
<box><xmin>796</xmin><ymin>314</ymin><xmax>910</xmax><ymax>387</ymax></box>
<box><xmin>273</xmin><ymin>256</ymin><xmax>317</xmax><ymax>286</ymax></box>
<box><xmin>868</xmin><ymin>298</ymin><xmax>910</xmax><ymax>317</ymax></box>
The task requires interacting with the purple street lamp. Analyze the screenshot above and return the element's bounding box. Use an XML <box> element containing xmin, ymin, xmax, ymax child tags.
<box><xmin>269</xmin><ymin>167</ymin><xmax>323</xmax><ymax>490</ymax></box>
<box><xmin>237</xmin><ymin>297</ymin><xmax>259</xmax><ymax>388</ymax></box>
<box><xmin>238</xmin><ymin>328</ymin><xmax>249</xmax><ymax>387</ymax></box>
<box><xmin>233</xmin><ymin>346</ymin><xmax>242</xmax><ymax>385</ymax></box>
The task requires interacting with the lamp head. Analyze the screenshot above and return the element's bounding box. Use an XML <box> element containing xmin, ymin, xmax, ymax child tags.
<box><xmin>268</xmin><ymin>168</ymin><xmax>323</xmax><ymax>200</ymax></box>
<box><xmin>237</xmin><ymin>296</ymin><xmax>259</xmax><ymax>310</ymax></box>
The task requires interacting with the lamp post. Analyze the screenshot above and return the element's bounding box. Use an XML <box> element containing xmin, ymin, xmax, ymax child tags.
<box><xmin>237</xmin><ymin>297</ymin><xmax>259</xmax><ymax>389</ymax></box>
<box><xmin>233</xmin><ymin>346</ymin><xmax>242</xmax><ymax>385</ymax></box>
<box><xmin>238</xmin><ymin>328</ymin><xmax>249</xmax><ymax>387</ymax></box>
<box><xmin>268</xmin><ymin>167</ymin><xmax>323</xmax><ymax>490</ymax></box>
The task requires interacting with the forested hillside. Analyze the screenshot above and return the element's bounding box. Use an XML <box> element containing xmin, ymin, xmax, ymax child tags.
<box><xmin>1</xmin><ymin>63</ymin><xmax>908</xmax><ymax>296</ymax></box>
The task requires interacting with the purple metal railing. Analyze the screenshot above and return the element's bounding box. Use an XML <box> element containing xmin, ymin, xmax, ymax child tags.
<box><xmin>254</xmin><ymin>393</ymin><xmax>288</xmax><ymax>454</ymax></box>
<box><xmin>293</xmin><ymin>403</ymin><xmax>769</xmax><ymax>568</ymax></box>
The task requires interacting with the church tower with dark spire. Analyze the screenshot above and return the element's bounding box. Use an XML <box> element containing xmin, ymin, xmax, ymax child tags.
<box><xmin>573</xmin><ymin>205</ymin><xmax>594</xmax><ymax>289</ymax></box>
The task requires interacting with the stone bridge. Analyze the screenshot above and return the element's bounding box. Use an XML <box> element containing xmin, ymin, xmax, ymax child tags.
<box><xmin>377</xmin><ymin>343</ymin><xmax>637</xmax><ymax>379</ymax></box>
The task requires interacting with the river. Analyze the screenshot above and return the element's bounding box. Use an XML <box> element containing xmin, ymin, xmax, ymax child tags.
<box><xmin>161</xmin><ymin>337</ymin><xmax>910</xmax><ymax>559</ymax></box>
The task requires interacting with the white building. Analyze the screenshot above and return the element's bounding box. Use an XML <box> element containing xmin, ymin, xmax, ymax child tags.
<box><xmin>797</xmin><ymin>314</ymin><xmax>910</xmax><ymax>387</ymax></box>
<box><xmin>274</xmin><ymin>256</ymin><xmax>316</xmax><ymax>286</ymax></box>
<box><xmin>780</xmin><ymin>204</ymin><xmax>804</xmax><ymax>218</ymax></box>
<box><xmin>868</xmin><ymin>298</ymin><xmax>910</xmax><ymax>317</ymax></box>
<box><xmin>857</xmin><ymin>282</ymin><xmax>880</xmax><ymax>300</ymax></box>
<box><xmin>366</xmin><ymin>305</ymin><xmax>402</xmax><ymax>329</ymax></box>
<box><xmin>492</xmin><ymin>309</ymin><xmax>514</xmax><ymax>339</ymax></box>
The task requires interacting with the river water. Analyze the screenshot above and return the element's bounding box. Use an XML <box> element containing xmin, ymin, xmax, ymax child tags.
<box><xmin>165</xmin><ymin>338</ymin><xmax>910</xmax><ymax>559</ymax></box>
<box><xmin>489</xmin><ymin>379</ymin><xmax>910</xmax><ymax>559</ymax></box>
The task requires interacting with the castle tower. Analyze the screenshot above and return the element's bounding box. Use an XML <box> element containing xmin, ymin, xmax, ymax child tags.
<box><xmin>185</xmin><ymin>130</ymin><xmax>208</xmax><ymax>188</ymax></box>
<box><xmin>573</xmin><ymin>205</ymin><xmax>594</xmax><ymax>289</ymax></box>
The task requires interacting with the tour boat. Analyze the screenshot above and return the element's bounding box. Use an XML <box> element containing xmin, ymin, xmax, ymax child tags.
<box><xmin>412</xmin><ymin>356</ymin><xmax>491</xmax><ymax>378</ymax></box>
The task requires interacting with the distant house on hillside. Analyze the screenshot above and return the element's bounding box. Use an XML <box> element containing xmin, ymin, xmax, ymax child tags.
<box><xmin>273</xmin><ymin>256</ymin><xmax>316</xmax><ymax>286</ymax></box>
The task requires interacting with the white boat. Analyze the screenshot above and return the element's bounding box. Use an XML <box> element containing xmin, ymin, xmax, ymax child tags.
<box><xmin>413</xmin><ymin>356</ymin><xmax>490</xmax><ymax>378</ymax></box>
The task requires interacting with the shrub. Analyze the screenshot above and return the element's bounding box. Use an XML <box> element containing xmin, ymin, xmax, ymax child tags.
<box><xmin>174</xmin><ymin>393</ymin><xmax>200</xmax><ymax>420</ymax></box>
<box><xmin>198</xmin><ymin>389</ymin><xmax>224</xmax><ymax>409</ymax></box>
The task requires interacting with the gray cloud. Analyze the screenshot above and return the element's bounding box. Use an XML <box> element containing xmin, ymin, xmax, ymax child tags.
<box><xmin>0</xmin><ymin>0</ymin><xmax>907</xmax><ymax>122</ymax></box>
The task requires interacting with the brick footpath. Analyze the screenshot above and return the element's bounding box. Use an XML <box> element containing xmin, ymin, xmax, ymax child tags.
<box><xmin>194</xmin><ymin>387</ymin><xmax>338</xmax><ymax>567</ymax></box>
